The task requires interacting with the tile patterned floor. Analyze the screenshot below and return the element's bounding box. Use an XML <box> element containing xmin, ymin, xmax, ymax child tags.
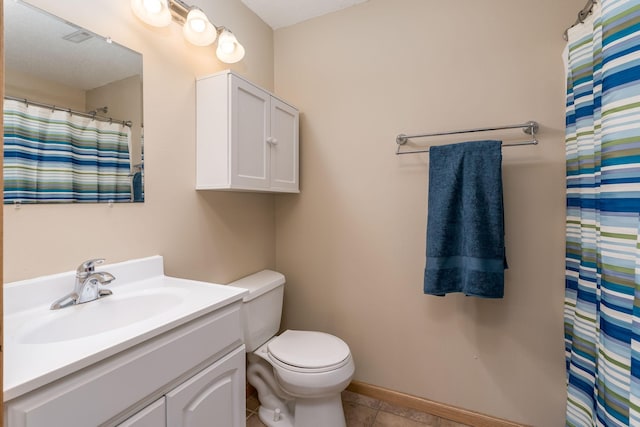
<box><xmin>246</xmin><ymin>390</ymin><xmax>472</xmax><ymax>427</ymax></box>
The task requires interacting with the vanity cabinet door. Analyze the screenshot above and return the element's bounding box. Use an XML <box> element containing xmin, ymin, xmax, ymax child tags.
<box><xmin>269</xmin><ymin>97</ymin><xmax>299</xmax><ymax>192</ymax></box>
<box><xmin>117</xmin><ymin>398</ymin><xmax>166</xmax><ymax>427</ymax></box>
<box><xmin>165</xmin><ymin>346</ymin><xmax>245</xmax><ymax>427</ymax></box>
<box><xmin>230</xmin><ymin>76</ymin><xmax>271</xmax><ymax>190</ymax></box>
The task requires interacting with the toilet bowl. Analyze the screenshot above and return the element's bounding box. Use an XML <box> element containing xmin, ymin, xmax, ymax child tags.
<box><xmin>230</xmin><ymin>271</ymin><xmax>355</xmax><ymax>427</ymax></box>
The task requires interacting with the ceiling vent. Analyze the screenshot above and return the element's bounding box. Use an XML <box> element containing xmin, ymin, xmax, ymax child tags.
<box><xmin>62</xmin><ymin>30</ymin><xmax>93</xmax><ymax>43</ymax></box>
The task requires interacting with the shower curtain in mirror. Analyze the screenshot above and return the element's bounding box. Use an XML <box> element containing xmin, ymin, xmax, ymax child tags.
<box><xmin>3</xmin><ymin>99</ymin><xmax>131</xmax><ymax>203</ymax></box>
<box><xmin>565</xmin><ymin>1</ymin><xmax>640</xmax><ymax>426</ymax></box>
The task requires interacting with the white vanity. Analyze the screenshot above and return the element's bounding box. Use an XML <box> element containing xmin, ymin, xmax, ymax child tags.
<box><xmin>4</xmin><ymin>256</ymin><xmax>248</xmax><ymax>427</ymax></box>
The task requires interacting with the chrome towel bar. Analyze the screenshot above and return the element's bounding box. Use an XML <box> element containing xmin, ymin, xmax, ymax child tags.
<box><xmin>395</xmin><ymin>121</ymin><xmax>539</xmax><ymax>155</ymax></box>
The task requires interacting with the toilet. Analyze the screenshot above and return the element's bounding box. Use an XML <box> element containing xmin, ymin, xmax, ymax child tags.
<box><xmin>230</xmin><ymin>270</ymin><xmax>355</xmax><ymax>427</ymax></box>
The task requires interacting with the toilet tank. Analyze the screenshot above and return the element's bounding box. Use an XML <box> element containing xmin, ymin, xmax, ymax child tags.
<box><xmin>228</xmin><ymin>270</ymin><xmax>285</xmax><ymax>352</ymax></box>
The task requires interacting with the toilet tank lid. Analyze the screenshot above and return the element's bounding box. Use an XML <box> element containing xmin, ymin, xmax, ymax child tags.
<box><xmin>228</xmin><ymin>270</ymin><xmax>285</xmax><ymax>302</ymax></box>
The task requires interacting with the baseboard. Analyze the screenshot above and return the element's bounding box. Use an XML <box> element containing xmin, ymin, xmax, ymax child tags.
<box><xmin>347</xmin><ymin>381</ymin><xmax>528</xmax><ymax>427</ymax></box>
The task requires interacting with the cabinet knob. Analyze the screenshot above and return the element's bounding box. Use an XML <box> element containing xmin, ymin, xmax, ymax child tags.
<box><xmin>266</xmin><ymin>137</ymin><xmax>278</xmax><ymax>145</ymax></box>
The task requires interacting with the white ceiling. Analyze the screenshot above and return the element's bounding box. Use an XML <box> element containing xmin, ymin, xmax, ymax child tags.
<box><xmin>240</xmin><ymin>0</ymin><xmax>368</xmax><ymax>29</ymax></box>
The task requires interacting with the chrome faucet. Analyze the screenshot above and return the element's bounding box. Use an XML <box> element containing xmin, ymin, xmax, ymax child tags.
<box><xmin>50</xmin><ymin>258</ymin><xmax>116</xmax><ymax>310</ymax></box>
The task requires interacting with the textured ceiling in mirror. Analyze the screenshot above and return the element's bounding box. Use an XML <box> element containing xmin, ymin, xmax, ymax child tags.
<box><xmin>5</xmin><ymin>1</ymin><xmax>141</xmax><ymax>90</ymax></box>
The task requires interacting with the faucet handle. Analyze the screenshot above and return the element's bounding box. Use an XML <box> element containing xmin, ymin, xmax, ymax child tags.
<box><xmin>76</xmin><ymin>258</ymin><xmax>105</xmax><ymax>278</ymax></box>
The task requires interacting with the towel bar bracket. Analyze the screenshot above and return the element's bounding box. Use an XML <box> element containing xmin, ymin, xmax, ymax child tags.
<box><xmin>523</xmin><ymin>121</ymin><xmax>539</xmax><ymax>135</ymax></box>
<box><xmin>396</xmin><ymin>134</ymin><xmax>409</xmax><ymax>145</ymax></box>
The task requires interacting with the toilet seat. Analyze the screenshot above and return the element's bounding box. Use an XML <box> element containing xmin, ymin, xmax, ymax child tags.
<box><xmin>267</xmin><ymin>330</ymin><xmax>351</xmax><ymax>373</ymax></box>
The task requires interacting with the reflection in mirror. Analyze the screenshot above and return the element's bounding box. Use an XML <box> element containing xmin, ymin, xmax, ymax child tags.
<box><xmin>4</xmin><ymin>1</ymin><xmax>144</xmax><ymax>203</ymax></box>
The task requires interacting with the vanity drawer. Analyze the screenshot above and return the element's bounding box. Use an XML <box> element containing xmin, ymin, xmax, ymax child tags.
<box><xmin>5</xmin><ymin>302</ymin><xmax>243</xmax><ymax>427</ymax></box>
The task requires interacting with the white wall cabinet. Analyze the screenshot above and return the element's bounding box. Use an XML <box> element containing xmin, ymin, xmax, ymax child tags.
<box><xmin>196</xmin><ymin>70</ymin><xmax>299</xmax><ymax>193</ymax></box>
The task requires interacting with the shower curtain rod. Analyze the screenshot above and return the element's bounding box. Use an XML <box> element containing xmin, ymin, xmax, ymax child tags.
<box><xmin>395</xmin><ymin>121</ymin><xmax>539</xmax><ymax>155</ymax></box>
<box><xmin>563</xmin><ymin>0</ymin><xmax>596</xmax><ymax>40</ymax></box>
<box><xmin>4</xmin><ymin>95</ymin><xmax>133</xmax><ymax>127</ymax></box>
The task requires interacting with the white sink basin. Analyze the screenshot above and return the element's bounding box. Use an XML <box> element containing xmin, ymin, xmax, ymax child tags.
<box><xmin>17</xmin><ymin>290</ymin><xmax>184</xmax><ymax>344</ymax></box>
<box><xmin>4</xmin><ymin>256</ymin><xmax>248</xmax><ymax>401</ymax></box>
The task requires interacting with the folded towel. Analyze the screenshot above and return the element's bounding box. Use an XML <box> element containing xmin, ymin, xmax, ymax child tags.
<box><xmin>424</xmin><ymin>140</ymin><xmax>506</xmax><ymax>298</ymax></box>
<box><xmin>132</xmin><ymin>171</ymin><xmax>143</xmax><ymax>202</ymax></box>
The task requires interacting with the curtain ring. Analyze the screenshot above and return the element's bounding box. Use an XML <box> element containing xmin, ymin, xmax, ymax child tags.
<box><xmin>578</xmin><ymin>2</ymin><xmax>594</xmax><ymax>24</ymax></box>
<box><xmin>578</xmin><ymin>10</ymin><xmax>586</xmax><ymax>23</ymax></box>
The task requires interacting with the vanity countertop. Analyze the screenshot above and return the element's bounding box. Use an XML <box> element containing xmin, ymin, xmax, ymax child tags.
<box><xmin>3</xmin><ymin>256</ymin><xmax>248</xmax><ymax>401</ymax></box>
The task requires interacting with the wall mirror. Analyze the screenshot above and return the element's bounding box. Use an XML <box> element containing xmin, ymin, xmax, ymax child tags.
<box><xmin>4</xmin><ymin>1</ymin><xmax>144</xmax><ymax>204</ymax></box>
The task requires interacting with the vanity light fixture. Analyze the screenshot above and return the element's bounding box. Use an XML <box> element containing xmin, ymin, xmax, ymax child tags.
<box><xmin>131</xmin><ymin>0</ymin><xmax>245</xmax><ymax>63</ymax></box>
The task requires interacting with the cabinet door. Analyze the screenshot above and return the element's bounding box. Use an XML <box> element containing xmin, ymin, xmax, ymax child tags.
<box><xmin>230</xmin><ymin>76</ymin><xmax>270</xmax><ymax>190</ymax></box>
<box><xmin>269</xmin><ymin>98</ymin><xmax>299</xmax><ymax>192</ymax></box>
<box><xmin>117</xmin><ymin>398</ymin><xmax>166</xmax><ymax>427</ymax></box>
<box><xmin>166</xmin><ymin>346</ymin><xmax>245</xmax><ymax>427</ymax></box>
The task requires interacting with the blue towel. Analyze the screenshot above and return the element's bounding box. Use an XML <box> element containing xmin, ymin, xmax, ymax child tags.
<box><xmin>424</xmin><ymin>140</ymin><xmax>507</xmax><ymax>298</ymax></box>
<box><xmin>132</xmin><ymin>171</ymin><xmax>143</xmax><ymax>202</ymax></box>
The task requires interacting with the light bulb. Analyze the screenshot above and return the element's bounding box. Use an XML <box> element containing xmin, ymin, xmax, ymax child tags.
<box><xmin>218</xmin><ymin>30</ymin><xmax>237</xmax><ymax>53</ymax></box>
<box><xmin>220</xmin><ymin>40</ymin><xmax>235</xmax><ymax>54</ymax></box>
<box><xmin>216</xmin><ymin>29</ymin><xmax>245</xmax><ymax>63</ymax></box>
<box><xmin>142</xmin><ymin>0</ymin><xmax>162</xmax><ymax>14</ymax></box>
<box><xmin>183</xmin><ymin>8</ymin><xmax>217</xmax><ymax>46</ymax></box>
<box><xmin>131</xmin><ymin>0</ymin><xmax>171</xmax><ymax>27</ymax></box>
<box><xmin>190</xmin><ymin>17</ymin><xmax>206</xmax><ymax>33</ymax></box>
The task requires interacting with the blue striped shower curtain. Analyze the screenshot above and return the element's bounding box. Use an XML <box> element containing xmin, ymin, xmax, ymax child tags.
<box><xmin>3</xmin><ymin>99</ymin><xmax>131</xmax><ymax>203</ymax></box>
<box><xmin>565</xmin><ymin>1</ymin><xmax>640</xmax><ymax>426</ymax></box>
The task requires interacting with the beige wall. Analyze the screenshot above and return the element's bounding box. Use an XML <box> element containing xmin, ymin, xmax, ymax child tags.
<box><xmin>5</xmin><ymin>69</ymin><xmax>86</xmax><ymax>110</ymax></box>
<box><xmin>87</xmin><ymin>75</ymin><xmax>143</xmax><ymax>167</ymax></box>
<box><xmin>273</xmin><ymin>0</ymin><xmax>582</xmax><ymax>425</ymax></box>
<box><xmin>4</xmin><ymin>0</ymin><xmax>275</xmax><ymax>284</ymax></box>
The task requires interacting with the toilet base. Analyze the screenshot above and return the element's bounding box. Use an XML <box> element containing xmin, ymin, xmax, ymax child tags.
<box><xmin>294</xmin><ymin>394</ymin><xmax>347</xmax><ymax>427</ymax></box>
<box><xmin>257</xmin><ymin>394</ymin><xmax>346</xmax><ymax>427</ymax></box>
